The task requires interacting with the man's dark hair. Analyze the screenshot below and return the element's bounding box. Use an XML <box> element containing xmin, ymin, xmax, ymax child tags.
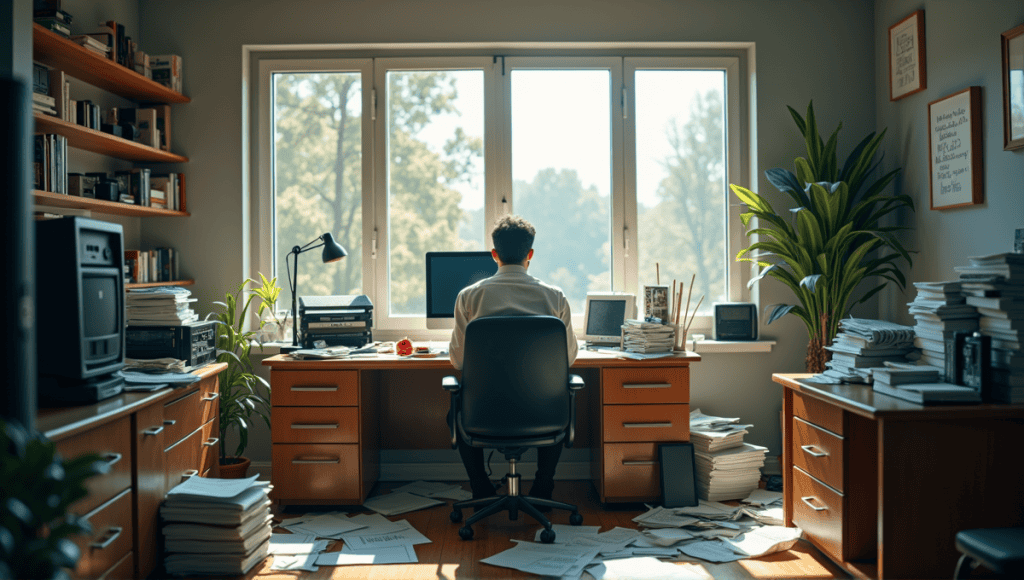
<box><xmin>491</xmin><ymin>215</ymin><xmax>536</xmax><ymax>264</ymax></box>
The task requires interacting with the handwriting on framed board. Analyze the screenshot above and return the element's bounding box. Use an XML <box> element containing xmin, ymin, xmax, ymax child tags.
<box><xmin>929</xmin><ymin>87</ymin><xmax>983</xmax><ymax>210</ymax></box>
<box><xmin>889</xmin><ymin>11</ymin><xmax>926</xmax><ymax>100</ymax></box>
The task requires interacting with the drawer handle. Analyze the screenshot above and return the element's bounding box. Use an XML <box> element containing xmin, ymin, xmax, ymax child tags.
<box><xmin>800</xmin><ymin>496</ymin><xmax>827</xmax><ymax>511</ymax></box>
<box><xmin>292</xmin><ymin>457</ymin><xmax>341</xmax><ymax>464</ymax></box>
<box><xmin>800</xmin><ymin>444</ymin><xmax>828</xmax><ymax>457</ymax></box>
<box><xmin>90</xmin><ymin>526</ymin><xmax>123</xmax><ymax>550</ymax></box>
<box><xmin>163</xmin><ymin>419</ymin><xmax>177</xmax><ymax>426</ymax></box>
<box><xmin>622</xmin><ymin>460</ymin><xmax>657</xmax><ymax>466</ymax></box>
<box><xmin>182</xmin><ymin>469</ymin><xmax>199</xmax><ymax>480</ymax></box>
<box><xmin>203</xmin><ymin>437</ymin><xmax>220</xmax><ymax>447</ymax></box>
<box><xmin>201</xmin><ymin>392</ymin><xmax>220</xmax><ymax>402</ymax></box>
<box><xmin>623</xmin><ymin>422</ymin><xmax>672</xmax><ymax>428</ymax></box>
<box><xmin>102</xmin><ymin>453</ymin><xmax>122</xmax><ymax>468</ymax></box>
<box><xmin>291</xmin><ymin>423</ymin><xmax>339</xmax><ymax>430</ymax></box>
<box><xmin>143</xmin><ymin>426</ymin><xmax>164</xmax><ymax>436</ymax></box>
<box><xmin>623</xmin><ymin>383</ymin><xmax>672</xmax><ymax>389</ymax></box>
<box><xmin>291</xmin><ymin>386</ymin><xmax>339</xmax><ymax>392</ymax></box>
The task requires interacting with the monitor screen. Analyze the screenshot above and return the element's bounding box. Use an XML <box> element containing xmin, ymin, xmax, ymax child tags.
<box><xmin>425</xmin><ymin>252</ymin><xmax>499</xmax><ymax>328</ymax></box>
<box><xmin>582</xmin><ymin>293</ymin><xmax>636</xmax><ymax>345</ymax></box>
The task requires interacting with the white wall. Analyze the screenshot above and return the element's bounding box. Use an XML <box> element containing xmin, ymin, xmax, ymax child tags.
<box><xmin>875</xmin><ymin>0</ymin><xmax>1024</xmax><ymax>323</ymax></box>
<box><xmin>138</xmin><ymin>0</ymin><xmax>880</xmax><ymax>464</ymax></box>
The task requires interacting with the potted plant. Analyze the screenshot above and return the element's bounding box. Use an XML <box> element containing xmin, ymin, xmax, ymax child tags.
<box><xmin>730</xmin><ymin>102</ymin><xmax>915</xmax><ymax>372</ymax></box>
<box><xmin>0</xmin><ymin>420</ymin><xmax>107</xmax><ymax>580</ymax></box>
<box><xmin>251</xmin><ymin>272</ymin><xmax>288</xmax><ymax>343</ymax></box>
<box><xmin>209</xmin><ymin>280</ymin><xmax>272</xmax><ymax>478</ymax></box>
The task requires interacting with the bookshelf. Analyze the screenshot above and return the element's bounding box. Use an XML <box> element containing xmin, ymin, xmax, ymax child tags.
<box><xmin>34</xmin><ymin>113</ymin><xmax>188</xmax><ymax>163</ymax></box>
<box><xmin>126</xmin><ymin>280</ymin><xmax>194</xmax><ymax>290</ymax></box>
<box><xmin>33</xmin><ymin>190</ymin><xmax>190</xmax><ymax>218</ymax></box>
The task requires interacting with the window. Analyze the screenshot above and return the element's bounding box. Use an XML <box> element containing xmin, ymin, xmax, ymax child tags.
<box><xmin>255</xmin><ymin>50</ymin><xmax>747</xmax><ymax>338</ymax></box>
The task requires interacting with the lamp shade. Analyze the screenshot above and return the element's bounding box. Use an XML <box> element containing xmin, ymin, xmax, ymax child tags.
<box><xmin>321</xmin><ymin>233</ymin><xmax>348</xmax><ymax>263</ymax></box>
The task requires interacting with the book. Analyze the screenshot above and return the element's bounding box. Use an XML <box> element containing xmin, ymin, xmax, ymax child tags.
<box><xmin>70</xmin><ymin>34</ymin><xmax>107</xmax><ymax>52</ymax></box>
<box><xmin>872</xmin><ymin>382</ymin><xmax>981</xmax><ymax>404</ymax></box>
<box><xmin>151</xmin><ymin>54</ymin><xmax>183</xmax><ymax>92</ymax></box>
<box><xmin>979</xmin><ymin>317</ymin><xmax>1024</xmax><ymax>331</ymax></box>
<box><xmin>34</xmin><ymin>18</ymin><xmax>70</xmax><ymax>36</ymax></box>
<box><xmin>32</xmin><ymin>92</ymin><xmax>55</xmax><ymax>107</ymax></box>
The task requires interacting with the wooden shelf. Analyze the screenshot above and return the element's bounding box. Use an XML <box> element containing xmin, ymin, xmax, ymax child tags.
<box><xmin>34</xmin><ymin>113</ymin><xmax>188</xmax><ymax>163</ymax></box>
<box><xmin>33</xmin><ymin>190</ymin><xmax>189</xmax><ymax>218</ymax></box>
<box><xmin>126</xmin><ymin>280</ymin><xmax>194</xmax><ymax>289</ymax></box>
<box><xmin>32</xmin><ymin>24</ymin><xmax>189</xmax><ymax>104</ymax></box>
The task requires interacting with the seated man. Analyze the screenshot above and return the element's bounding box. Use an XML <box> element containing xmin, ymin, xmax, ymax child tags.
<box><xmin>449</xmin><ymin>215</ymin><xmax>579</xmax><ymax>501</ymax></box>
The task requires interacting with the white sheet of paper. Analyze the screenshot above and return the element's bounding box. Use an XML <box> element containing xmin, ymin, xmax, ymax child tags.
<box><xmin>286</xmin><ymin>513</ymin><xmax>367</xmax><ymax>538</ymax></box>
<box><xmin>673</xmin><ymin>500</ymin><xmax>738</xmax><ymax>519</ymax></box>
<box><xmin>166</xmin><ymin>474</ymin><xmax>260</xmax><ymax>498</ymax></box>
<box><xmin>363</xmin><ymin>492</ymin><xmax>444</xmax><ymax>516</ymax></box>
<box><xmin>390</xmin><ymin>480</ymin><xmax>459</xmax><ymax>496</ymax></box>
<box><xmin>725</xmin><ymin>525</ymin><xmax>802</xmax><ymax>558</ymax></box>
<box><xmin>270</xmin><ymin>553</ymin><xmax>319</xmax><ymax>571</ymax></box>
<box><xmin>317</xmin><ymin>543</ymin><xmax>418</xmax><ymax>565</ymax></box>
<box><xmin>632</xmin><ymin>506</ymin><xmax>699</xmax><ymax>528</ymax></box>
<box><xmin>678</xmin><ymin>539</ymin><xmax>745</xmax><ymax>563</ymax></box>
<box><xmin>481</xmin><ymin>542</ymin><xmax>600</xmax><ymax>577</ymax></box>
<box><xmin>644</xmin><ymin>527</ymin><xmax>696</xmax><ymax>546</ymax></box>
<box><xmin>343</xmin><ymin>519</ymin><xmax>430</xmax><ymax>550</ymax></box>
<box><xmin>590</xmin><ymin>556</ymin><xmax>707</xmax><ymax>579</ymax></box>
<box><xmin>428</xmin><ymin>487</ymin><xmax>473</xmax><ymax>501</ymax></box>
<box><xmin>533</xmin><ymin>524</ymin><xmax>600</xmax><ymax>542</ymax></box>
<box><xmin>741</xmin><ymin>489</ymin><xmax>783</xmax><ymax>506</ymax></box>
<box><xmin>267</xmin><ymin>533</ymin><xmax>331</xmax><ymax>554</ymax></box>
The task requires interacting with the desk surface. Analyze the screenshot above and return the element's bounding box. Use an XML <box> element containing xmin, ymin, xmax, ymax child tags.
<box><xmin>262</xmin><ymin>348</ymin><xmax>700</xmax><ymax>370</ymax></box>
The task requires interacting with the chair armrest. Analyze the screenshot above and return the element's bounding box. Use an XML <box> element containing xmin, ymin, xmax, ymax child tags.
<box><xmin>569</xmin><ymin>375</ymin><xmax>585</xmax><ymax>391</ymax></box>
<box><xmin>442</xmin><ymin>375</ymin><xmax>461</xmax><ymax>392</ymax></box>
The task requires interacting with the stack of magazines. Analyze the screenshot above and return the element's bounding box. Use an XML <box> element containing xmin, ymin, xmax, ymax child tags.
<box><xmin>126</xmin><ymin>286</ymin><xmax>198</xmax><ymax>326</ymax></box>
<box><xmin>817</xmin><ymin>318</ymin><xmax>917</xmax><ymax>383</ymax></box>
<box><xmin>908</xmin><ymin>281</ymin><xmax>978</xmax><ymax>371</ymax></box>
<box><xmin>161</xmin><ymin>475</ymin><xmax>273</xmax><ymax>575</ymax></box>
<box><xmin>871</xmin><ymin>363</ymin><xmax>980</xmax><ymax>404</ymax></box>
<box><xmin>690</xmin><ymin>409</ymin><xmax>766</xmax><ymax>501</ymax></box>
<box><xmin>620</xmin><ymin>319</ymin><xmax>674</xmax><ymax>354</ymax></box>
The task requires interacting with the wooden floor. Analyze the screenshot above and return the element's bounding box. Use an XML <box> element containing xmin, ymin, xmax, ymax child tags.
<box><xmin>243</xmin><ymin>481</ymin><xmax>849</xmax><ymax>580</ymax></box>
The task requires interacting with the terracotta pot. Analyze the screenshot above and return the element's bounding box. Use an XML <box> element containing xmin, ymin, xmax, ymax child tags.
<box><xmin>218</xmin><ymin>456</ymin><xmax>251</xmax><ymax>479</ymax></box>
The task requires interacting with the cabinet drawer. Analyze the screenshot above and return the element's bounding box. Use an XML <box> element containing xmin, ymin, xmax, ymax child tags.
<box><xmin>164</xmin><ymin>419</ymin><xmax>218</xmax><ymax>491</ymax></box>
<box><xmin>603</xmin><ymin>404</ymin><xmax>689</xmax><ymax>443</ymax></box>
<box><xmin>792</xmin><ymin>416</ymin><xmax>844</xmax><ymax>492</ymax></box>
<box><xmin>97</xmin><ymin>551</ymin><xmax>133</xmax><ymax>580</ymax></box>
<box><xmin>272</xmin><ymin>370</ymin><xmax>358</xmax><ymax>406</ymax></box>
<box><xmin>603</xmin><ymin>367</ymin><xmax>689</xmax><ymax>404</ymax></box>
<box><xmin>55</xmin><ymin>415</ymin><xmax>132</xmax><ymax>517</ymax></box>
<box><xmin>163</xmin><ymin>379</ymin><xmax>219</xmax><ymax>448</ymax></box>
<box><xmin>272</xmin><ymin>407</ymin><xmax>359</xmax><ymax>444</ymax></box>
<box><xmin>272</xmin><ymin>444</ymin><xmax>361</xmax><ymax>502</ymax></box>
<box><xmin>792</xmin><ymin>390</ymin><xmax>843</xmax><ymax>435</ymax></box>
<box><xmin>72</xmin><ymin>488</ymin><xmax>133</xmax><ymax>580</ymax></box>
<box><xmin>792</xmin><ymin>466</ymin><xmax>843</xmax><ymax>564</ymax></box>
<box><xmin>603</xmin><ymin>442</ymin><xmax>660</xmax><ymax>500</ymax></box>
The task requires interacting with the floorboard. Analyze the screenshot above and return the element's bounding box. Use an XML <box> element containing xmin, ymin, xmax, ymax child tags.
<box><xmin>239</xmin><ymin>481</ymin><xmax>849</xmax><ymax>580</ymax></box>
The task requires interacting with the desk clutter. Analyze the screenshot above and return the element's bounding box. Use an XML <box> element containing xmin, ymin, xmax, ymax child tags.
<box><xmin>298</xmin><ymin>294</ymin><xmax>372</xmax><ymax>349</ymax></box>
<box><xmin>690</xmin><ymin>410</ymin><xmax>767</xmax><ymax>502</ymax></box>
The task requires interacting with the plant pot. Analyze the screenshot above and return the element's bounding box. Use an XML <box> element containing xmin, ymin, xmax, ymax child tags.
<box><xmin>218</xmin><ymin>456</ymin><xmax>251</xmax><ymax>479</ymax></box>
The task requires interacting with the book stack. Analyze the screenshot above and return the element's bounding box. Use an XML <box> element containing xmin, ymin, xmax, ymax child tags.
<box><xmin>33</xmin><ymin>134</ymin><xmax>68</xmax><ymax>194</ymax></box>
<box><xmin>125</xmin><ymin>247</ymin><xmax>180</xmax><ymax>284</ymax></box>
<box><xmin>620</xmin><ymin>319</ymin><xmax>674</xmax><ymax>354</ymax></box>
<box><xmin>126</xmin><ymin>287</ymin><xmax>197</xmax><ymax>326</ymax></box>
<box><xmin>872</xmin><ymin>364</ymin><xmax>980</xmax><ymax>404</ymax></box>
<box><xmin>819</xmin><ymin>318</ymin><xmax>917</xmax><ymax>384</ymax></box>
<box><xmin>161</xmin><ymin>475</ymin><xmax>273</xmax><ymax>576</ymax></box>
<box><xmin>34</xmin><ymin>9</ymin><xmax>72</xmax><ymax>37</ymax></box>
<box><xmin>299</xmin><ymin>295</ymin><xmax>373</xmax><ymax>348</ymax></box>
<box><xmin>958</xmin><ymin>253</ymin><xmax>1024</xmax><ymax>403</ymax></box>
<box><xmin>690</xmin><ymin>409</ymin><xmax>765</xmax><ymax>501</ymax></box>
<box><xmin>909</xmin><ymin>281</ymin><xmax>978</xmax><ymax>372</ymax></box>
<box><xmin>70</xmin><ymin>34</ymin><xmax>109</xmax><ymax>57</ymax></box>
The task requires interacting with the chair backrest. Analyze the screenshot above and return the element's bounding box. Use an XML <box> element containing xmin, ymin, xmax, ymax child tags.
<box><xmin>459</xmin><ymin>315</ymin><xmax>570</xmax><ymax>439</ymax></box>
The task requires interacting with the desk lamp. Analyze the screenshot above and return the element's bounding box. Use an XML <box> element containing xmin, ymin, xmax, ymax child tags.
<box><xmin>287</xmin><ymin>232</ymin><xmax>347</xmax><ymax>348</ymax></box>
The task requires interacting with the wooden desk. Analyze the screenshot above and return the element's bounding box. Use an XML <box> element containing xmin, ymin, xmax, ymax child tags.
<box><xmin>775</xmin><ymin>373</ymin><xmax>1024</xmax><ymax>580</ymax></box>
<box><xmin>262</xmin><ymin>349</ymin><xmax>699</xmax><ymax>505</ymax></box>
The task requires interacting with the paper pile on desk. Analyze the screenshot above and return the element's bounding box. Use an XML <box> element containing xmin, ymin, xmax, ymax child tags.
<box><xmin>621</xmin><ymin>319</ymin><xmax>675</xmax><ymax>354</ymax></box>
<box><xmin>907</xmin><ymin>281</ymin><xmax>978</xmax><ymax>372</ymax></box>
<box><xmin>160</xmin><ymin>475</ymin><xmax>273</xmax><ymax>575</ymax></box>
<box><xmin>815</xmin><ymin>318</ymin><xmax>917</xmax><ymax>384</ymax></box>
<box><xmin>126</xmin><ymin>286</ymin><xmax>198</xmax><ymax>326</ymax></box>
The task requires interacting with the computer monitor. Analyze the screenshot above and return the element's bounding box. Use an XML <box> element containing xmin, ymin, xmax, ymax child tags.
<box><xmin>582</xmin><ymin>292</ymin><xmax>636</xmax><ymax>346</ymax></box>
<box><xmin>425</xmin><ymin>251</ymin><xmax>499</xmax><ymax>330</ymax></box>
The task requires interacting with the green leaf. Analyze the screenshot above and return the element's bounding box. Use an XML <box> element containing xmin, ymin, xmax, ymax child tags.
<box><xmin>765</xmin><ymin>303</ymin><xmax>796</xmax><ymax>325</ymax></box>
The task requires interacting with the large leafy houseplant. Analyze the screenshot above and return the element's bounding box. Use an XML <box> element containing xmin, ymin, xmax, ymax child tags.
<box><xmin>1</xmin><ymin>420</ymin><xmax>106</xmax><ymax>580</ymax></box>
<box><xmin>730</xmin><ymin>102</ymin><xmax>914</xmax><ymax>372</ymax></box>
<box><xmin>210</xmin><ymin>280</ymin><xmax>272</xmax><ymax>475</ymax></box>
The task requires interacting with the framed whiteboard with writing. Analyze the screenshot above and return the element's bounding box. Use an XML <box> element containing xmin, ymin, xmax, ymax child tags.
<box><xmin>929</xmin><ymin>87</ymin><xmax>983</xmax><ymax>210</ymax></box>
<box><xmin>889</xmin><ymin>10</ymin><xmax>927</xmax><ymax>100</ymax></box>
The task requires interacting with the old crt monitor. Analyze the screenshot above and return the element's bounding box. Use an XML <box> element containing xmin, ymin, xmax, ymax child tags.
<box><xmin>583</xmin><ymin>292</ymin><xmax>636</xmax><ymax>346</ymax></box>
<box><xmin>36</xmin><ymin>217</ymin><xmax>125</xmax><ymax>404</ymax></box>
<box><xmin>425</xmin><ymin>251</ymin><xmax>498</xmax><ymax>330</ymax></box>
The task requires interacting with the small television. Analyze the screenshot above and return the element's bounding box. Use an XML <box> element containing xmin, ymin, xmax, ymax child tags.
<box><xmin>425</xmin><ymin>251</ymin><xmax>498</xmax><ymax>330</ymax></box>
<box><xmin>36</xmin><ymin>217</ymin><xmax>125</xmax><ymax>404</ymax></box>
<box><xmin>582</xmin><ymin>292</ymin><xmax>636</xmax><ymax>346</ymax></box>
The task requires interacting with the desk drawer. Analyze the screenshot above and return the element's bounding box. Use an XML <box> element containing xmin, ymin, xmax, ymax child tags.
<box><xmin>165</xmin><ymin>419</ymin><xmax>217</xmax><ymax>491</ymax></box>
<box><xmin>272</xmin><ymin>443</ymin><xmax>361</xmax><ymax>502</ymax></box>
<box><xmin>603</xmin><ymin>367</ymin><xmax>689</xmax><ymax>405</ymax></box>
<box><xmin>603</xmin><ymin>442</ymin><xmax>660</xmax><ymax>500</ymax></box>
<box><xmin>792</xmin><ymin>390</ymin><xmax>843</xmax><ymax>435</ymax></box>
<box><xmin>272</xmin><ymin>370</ymin><xmax>358</xmax><ymax>406</ymax></box>
<box><xmin>163</xmin><ymin>380</ymin><xmax>219</xmax><ymax>447</ymax></box>
<box><xmin>603</xmin><ymin>404</ymin><xmax>689</xmax><ymax>443</ymax></box>
<box><xmin>55</xmin><ymin>415</ymin><xmax>132</xmax><ymax>517</ymax></box>
<box><xmin>792</xmin><ymin>466</ymin><xmax>843</xmax><ymax>564</ymax></box>
<box><xmin>272</xmin><ymin>407</ymin><xmax>360</xmax><ymax>444</ymax></box>
<box><xmin>792</xmin><ymin>416</ymin><xmax>844</xmax><ymax>492</ymax></box>
<box><xmin>97</xmin><ymin>551</ymin><xmax>133</xmax><ymax>580</ymax></box>
<box><xmin>72</xmin><ymin>488</ymin><xmax>133</xmax><ymax>580</ymax></box>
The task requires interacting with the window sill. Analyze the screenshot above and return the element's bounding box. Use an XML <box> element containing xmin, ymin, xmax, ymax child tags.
<box><xmin>690</xmin><ymin>339</ymin><xmax>776</xmax><ymax>354</ymax></box>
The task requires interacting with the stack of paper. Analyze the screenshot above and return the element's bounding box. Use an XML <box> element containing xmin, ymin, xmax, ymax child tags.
<box><xmin>274</xmin><ymin>512</ymin><xmax>431</xmax><ymax>569</ymax></box>
<box><xmin>689</xmin><ymin>409</ymin><xmax>751</xmax><ymax>453</ymax></box>
<box><xmin>818</xmin><ymin>318</ymin><xmax>917</xmax><ymax>383</ymax></box>
<box><xmin>126</xmin><ymin>286</ymin><xmax>198</xmax><ymax>326</ymax></box>
<box><xmin>689</xmin><ymin>410</ymin><xmax>764</xmax><ymax>501</ymax></box>
<box><xmin>620</xmin><ymin>319</ymin><xmax>675</xmax><ymax>354</ymax></box>
<box><xmin>958</xmin><ymin>254</ymin><xmax>1024</xmax><ymax>403</ymax></box>
<box><xmin>907</xmin><ymin>281</ymin><xmax>978</xmax><ymax>371</ymax></box>
<box><xmin>161</xmin><ymin>475</ymin><xmax>272</xmax><ymax>576</ymax></box>
<box><xmin>870</xmin><ymin>364</ymin><xmax>978</xmax><ymax>403</ymax></box>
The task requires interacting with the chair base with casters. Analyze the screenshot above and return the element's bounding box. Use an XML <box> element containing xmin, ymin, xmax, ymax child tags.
<box><xmin>954</xmin><ymin>527</ymin><xmax>1024</xmax><ymax>579</ymax></box>
<box><xmin>448</xmin><ymin>448</ymin><xmax>583</xmax><ymax>542</ymax></box>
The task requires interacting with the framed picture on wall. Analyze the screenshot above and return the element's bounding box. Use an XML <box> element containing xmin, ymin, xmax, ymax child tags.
<box><xmin>889</xmin><ymin>10</ymin><xmax>927</xmax><ymax>101</ymax></box>
<box><xmin>929</xmin><ymin>87</ymin><xmax>984</xmax><ymax>210</ymax></box>
<box><xmin>1002</xmin><ymin>23</ymin><xmax>1024</xmax><ymax>150</ymax></box>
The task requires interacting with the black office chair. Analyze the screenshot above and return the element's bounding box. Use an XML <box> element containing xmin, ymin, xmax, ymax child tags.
<box><xmin>443</xmin><ymin>315</ymin><xmax>585</xmax><ymax>543</ymax></box>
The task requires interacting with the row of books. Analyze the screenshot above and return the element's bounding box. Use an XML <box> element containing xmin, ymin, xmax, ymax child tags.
<box><xmin>125</xmin><ymin>248</ymin><xmax>180</xmax><ymax>285</ymax></box>
<box><xmin>33</xmin><ymin>134</ymin><xmax>67</xmax><ymax>194</ymax></box>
